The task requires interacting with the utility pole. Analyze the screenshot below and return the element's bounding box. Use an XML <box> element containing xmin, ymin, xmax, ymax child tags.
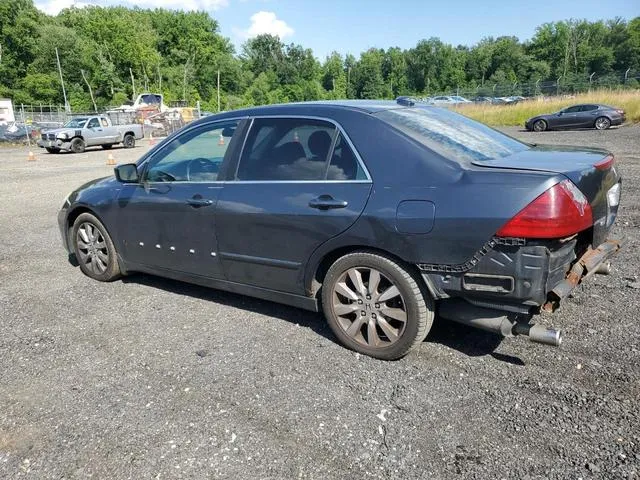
<box><xmin>129</xmin><ymin>68</ymin><xmax>136</xmax><ymax>100</ymax></box>
<box><xmin>55</xmin><ymin>48</ymin><xmax>69</xmax><ymax>112</ymax></box>
<box><xmin>347</xmin><ymin>67</ymin><xmax>351</xmax><ymax>98</ymax></box>
<box><xmin>217</xmin><ymin>69</ymin><xmax>220</xmax><ymax>112</ymax></box>
<box><xmin>589</xmin><ymin>72</ymin><xmax>595</xmax><ymax>91</ymax></box>
<box><xmin>625</xmin><ymin>67</ymin><xmax>631</xmax><ymax>84</ymax></box>
<box><xmin>556</xmin><ymin>77</ymin><xmax>561</xmax><ymax>95</ymax></box>
<box><xmin>81</xmin><ymin>70</ymin><xmax>98</xmax><ymax>112</ymax></box>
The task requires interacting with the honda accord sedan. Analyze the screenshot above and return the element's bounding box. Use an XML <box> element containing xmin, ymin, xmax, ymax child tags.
<box><xmin>59</xmin><ymin>99</ymin><xmax>622</xmax><ymax>359</ymax></box>
<box><xmin>525</xmin><ymin>104</ymin><xmax>625</xmax><ymax>132</ymax></box>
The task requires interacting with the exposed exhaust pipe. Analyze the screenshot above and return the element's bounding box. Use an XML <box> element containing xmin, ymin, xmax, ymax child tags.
<box><xmin>595</xmin><ymin>261</ymin><xmax>611</xmax><ymax>275</ymax></box>
<box><xmin>439</xmin><ymin>299</ymin><xmax>562</xmax><ymax>347</ymax></box>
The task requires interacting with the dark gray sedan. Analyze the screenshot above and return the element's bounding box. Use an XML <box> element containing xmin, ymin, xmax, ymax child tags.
<box><xmin>525</xmin><ymin>104</ymin><xmax>625</xmax><ymax>132</ymax></box>
<box><xmin>59</xmin><ymin>99</ymin><xmax>622</xmax><ymax>359</ymax></box>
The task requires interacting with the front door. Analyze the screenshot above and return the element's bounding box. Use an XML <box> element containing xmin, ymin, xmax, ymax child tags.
<box><xmin>85</xmin><ymin>117</ymin><xmax>104</xmax><ymax>146</ymax></box>
<box><xmin>115</xmin><ymin>119</ymin><xmax>242</xmax><ymax>278</ymax></box>
<box><xmin>216</xmin><ymin>117</ymin><xmax>372</xmax><ymax>295</ymax></box>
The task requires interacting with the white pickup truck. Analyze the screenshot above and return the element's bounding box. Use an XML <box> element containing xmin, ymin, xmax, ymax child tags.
<box><xmin>37</xmin><ymin>115</ymin><xmax>144</xmax><ymax>153</ymax></box>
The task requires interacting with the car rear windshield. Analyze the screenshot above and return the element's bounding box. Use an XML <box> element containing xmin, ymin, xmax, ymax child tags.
<box><xmin>375</xmin><ymin>107</ymin><xmax>528</xmax><ymax>163</ymax></box>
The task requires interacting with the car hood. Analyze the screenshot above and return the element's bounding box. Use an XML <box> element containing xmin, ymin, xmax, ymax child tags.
<box><xmin>526</xmin><ymin>113</ymin><xmax>554</xmax><ymax>123</ymax></box>
<box><xmin>43</xmin><ymin>127</ymin><xmax>76</xmax><ymax>136</ymax></box>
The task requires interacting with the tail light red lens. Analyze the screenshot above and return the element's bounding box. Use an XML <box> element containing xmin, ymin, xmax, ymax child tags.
<box><xmin>496</xmin><ymin>180</ymin><xmax>593</xmax><ymax>239</ymax></box>
<box><xmin>594</xmin><ymin>154</ymin><xmax>615</xmax><ymax>171</ymax></box>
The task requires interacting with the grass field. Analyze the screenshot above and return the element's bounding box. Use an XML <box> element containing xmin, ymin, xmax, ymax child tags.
<box><xmin>452</xmin><ymin>90</ymin><xmax>640</xmax><ymax>127</ymax></box>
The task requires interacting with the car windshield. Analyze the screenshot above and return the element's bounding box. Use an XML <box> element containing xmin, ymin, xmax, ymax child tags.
<box><xmin>376</xmin><ymin>107</ymin><xmax>528</xmax><ymax>163</ymax></box>
<box><xmin>64</xmin><ymin>118</ymin><xmax>88</xmax><ymax>128</ymax></box>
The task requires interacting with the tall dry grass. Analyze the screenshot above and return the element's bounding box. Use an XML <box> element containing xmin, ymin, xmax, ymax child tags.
<box><xmin>452</xmin><ymin>90</ymin><xmax>640</xmax><ymax>127</ymax></box>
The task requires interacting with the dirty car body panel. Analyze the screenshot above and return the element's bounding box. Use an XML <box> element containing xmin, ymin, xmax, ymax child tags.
<box><xmin>59</xmin><ymin>100</ymin><xmax>622</xmax><ymax>348</ymax></box>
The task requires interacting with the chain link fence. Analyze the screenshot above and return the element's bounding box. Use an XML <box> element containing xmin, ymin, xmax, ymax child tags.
<box><xmin>433</xmin><ymin>69</ymin><xmax>640</xmax><ymax>99</ymax></box>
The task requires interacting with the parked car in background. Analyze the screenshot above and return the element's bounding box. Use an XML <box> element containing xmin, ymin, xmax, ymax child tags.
<box><xmin>59</xmin><ymin>99</ymin><xmax>621</xmax><ymax>360</ymax></box>
<box><xmin>428</xmin><ymin>95</ymin><xmax>472</xmax><ymax>105</ymax></box>
<box><xmin>38</xmin><ymin>115</ymin><xmax>144</xmax><ymax>153</ymax></box>
<box><xmin>525</xmin><ymin>104</ymin><xmax>625</xmax><ymax>132</ymax></box>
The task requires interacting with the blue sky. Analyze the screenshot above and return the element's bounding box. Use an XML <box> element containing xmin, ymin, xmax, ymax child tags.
<box><xmin>36</xmin><ymin>0</ymin><xmax>640</xmax><ymax>59</ymax></box>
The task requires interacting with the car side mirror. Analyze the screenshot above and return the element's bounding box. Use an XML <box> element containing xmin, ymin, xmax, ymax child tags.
<box><xmin>557</xmin><ymin>111</ymin><xmax>563</xmax><ymax>116</ymax></box>
<box><xmin>114</xmin><ymin>163</ymin><xmax>140</xmax><ymax>183</ymax></box>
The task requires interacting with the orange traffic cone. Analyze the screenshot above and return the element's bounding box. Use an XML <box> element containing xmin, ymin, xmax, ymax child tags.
<box><xmin>218</xmin><ymin>134</ymin><xmax>225</xmax><ymax>146</ymax></box>
<box><xmin>27</xmin><ymin>151</ymin><xmax>36</xmax><ymax>162</ymax></box>
<box><xmin>106</xmin><ymin>153</ymin><xmax>116</xmax><ymax>166</ymax></box>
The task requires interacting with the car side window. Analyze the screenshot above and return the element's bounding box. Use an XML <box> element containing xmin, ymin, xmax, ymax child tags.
<box><xmin>236</xmin><ymin>118</ymin><xmax>337</xmax><ymax>181</ymax></box>
<box><xmin>87</xmin><ymin>118</ymin><xmax>100</xmax><ymax>128</ymax></box>
<box><xmin>327</xmin><ymin>133</ymin><xmax>367</xmax><ymax>181</ymax></box>
<box><xmin>564</xmin><ymin>106</ymin><xmax>581</xmax><ymax>113</ymax></box>
<box><xmin>581</xmin><ymin>105</ymin><xmax>598</xmax><ymax>112</ymax></box>
<box><xmin>145</xmin><ymin>120</ymin><xmax>239</xmax><ymax>183</ymax></box>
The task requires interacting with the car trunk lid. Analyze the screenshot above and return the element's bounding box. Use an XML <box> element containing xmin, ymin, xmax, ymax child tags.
<box><xmin>473</xmin><ymin>145</ymin><xmax>621</xmax><ymax>244</ymax></box>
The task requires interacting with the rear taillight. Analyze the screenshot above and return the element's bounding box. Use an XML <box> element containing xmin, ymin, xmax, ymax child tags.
<box><xmin>594</xmin><ymin>154</ymin><xmax>615</xmax><ymax>171</ymax></box>
<box><xmin>496</xmin><ymin>180</ymin><xmax>593</xmax><ymax>239</ymax></box>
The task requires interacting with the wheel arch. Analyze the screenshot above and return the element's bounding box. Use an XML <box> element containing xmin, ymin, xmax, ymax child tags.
<box><xmin>308</xmin><ymin>245</ymin><xmax>422</xmax><ymax>297</ymax></box>
<box><xmin>66</xmin><ymin>206</ymin><xmax>108</xmax><ymax>247</ymax></box>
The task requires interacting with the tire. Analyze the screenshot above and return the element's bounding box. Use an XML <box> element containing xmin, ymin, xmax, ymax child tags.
<box><xmin>122</xmin><ymin>133</ymin><xmax>135</xmax><ymax>149</ymax></box>
<box><xmin>101</xmin><ymin>144</ymin><xmax>113</xmax><ymax>150</ymax></box>
<box><xmin>594</xmin><ymin>116</ymin><xmax>611</xmax><ymax>130</ymax></box>
<box><xmin>45</xmin><ymin>147</ymin><xmax>60</xmax><ymax>154</ymax></box>
<box><xmin>321</xmin><ymin>251</ymin><xmax>434</xmax><ymax>360</ymax></box>
<box><xmin>532</xmin><ymin>119</ymin><xmax>547</xmax><ymax>132</ymax></box>
<box><xmin>70</xmin><ymin>137</ymin><xmax>85</xmax><ymax>153</ymax></box>
<box><xmin>71</xmin><ymin>212</ymin><xmax>121</xmax><ymax>282</ymax></box>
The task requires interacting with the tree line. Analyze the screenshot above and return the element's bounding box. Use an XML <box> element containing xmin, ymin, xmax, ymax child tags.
<box><xmin>0</xmin><ymin>0</ymin><xmax>639</xmax><ymax>112</ymax></box>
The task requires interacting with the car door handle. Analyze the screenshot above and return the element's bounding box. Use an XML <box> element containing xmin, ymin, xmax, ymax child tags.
<box><xmin>309</xmin><ymin>195</ymin><xmax>348</xmax><ymax>210</ymax></box>
<box><xmin>186</xmin><ymin>198</ymin><xmax>214</xmax><ymax>208</ymax></box>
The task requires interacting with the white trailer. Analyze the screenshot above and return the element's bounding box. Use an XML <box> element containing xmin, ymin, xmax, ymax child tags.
<box><xmin>0</xmin><ymin>99</ymin><xmax>15</xmax><ymax>125</ymax></box>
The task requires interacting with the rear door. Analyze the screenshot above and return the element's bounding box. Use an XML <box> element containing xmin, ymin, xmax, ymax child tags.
<box><xmin>115</xmin><ymin>119</ymin><xmax>242</xmax><ymax>278</ymax></box>
<box><xmin>576</xmin><ymin>104</ymin><xmax>599</xmax><ymax>128</ymax></box>
<box><xmin>215</xmin><ymin>116</ymin><xmax>372</xmax><ymax>295</ymax></box>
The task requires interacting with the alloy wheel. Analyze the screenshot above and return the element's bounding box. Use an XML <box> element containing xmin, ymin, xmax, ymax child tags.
<box><xmin>595</xmin><ymin>117</ymin><xmax>610</xmax><ymax>130</ymax></box>
<box><xmin>76</xmin><ymin>222</ymin><xmax>109</xmax><ymax>275</ymax></box>
<box><xmin>332</xmin><ymin>267</ymin><xmax>407</xmax><ymax>348</ymax></box>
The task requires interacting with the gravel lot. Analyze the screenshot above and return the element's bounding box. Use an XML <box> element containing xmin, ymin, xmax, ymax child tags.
<box><xmin>0</xmin><ymin>127</ymin><xmax>638</xmax><ymax>479</ymax></box>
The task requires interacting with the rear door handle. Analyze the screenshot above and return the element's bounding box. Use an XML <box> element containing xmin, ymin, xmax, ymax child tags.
<box><xmin>186</xmin><ymin>198</ymin><xmax>214</xmax><ymax>208</ymax></box>
<box><xmin>309</xmin><ymin>195</ymin><xmax>348</xmax><ymax>210</ymax></box>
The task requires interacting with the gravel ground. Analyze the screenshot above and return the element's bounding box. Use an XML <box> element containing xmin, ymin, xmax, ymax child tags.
<box><xmin>0</xmin><ymin>128</ymin><xmax>638</xmax><ymax>479</ymax></box>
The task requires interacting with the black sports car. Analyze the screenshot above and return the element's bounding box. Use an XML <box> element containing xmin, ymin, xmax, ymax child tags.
<box><xmin>59</xmin><ymin>99</ymin><xmax>622</xmax><ymax>359</ymax></box>
<box><xmin>525</xmin><ymin>104</ymin><xmax>625</xmax><ymax>132</ymax></box>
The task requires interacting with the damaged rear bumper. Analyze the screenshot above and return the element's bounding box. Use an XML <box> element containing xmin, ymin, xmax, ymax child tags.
<box><xmin>543</xmin><ymin>239</ymin><xmax>621</xmax><ymax>312</ymax></box>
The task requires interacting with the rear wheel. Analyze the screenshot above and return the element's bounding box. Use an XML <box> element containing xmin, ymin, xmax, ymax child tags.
<box><xmin>532</xmin><ymin>119</ymin><xmax>547</xmax><ymax>132</ymax></box>
<box><xmin>321</xmin><ymin>251</ymin><xmax>434</xmax><ymax>360</ymax></box>
<box><xmin>594</xmin><ymin>117</ymin><xmax>611</xmax><ymax>130</ymax></box>
<box><xmin>70</xmin><ymin>137</ymin><xmax>85</xmax><ymax>153</ymax></box>
<box><xmin>45</xmin><ymin>147</ymin><xmax>60</xmax><ymax>154</ymax></box>
<box><xmin>72</xmin><ymin>213</ymin><xmax>121</xmax><ymax>282</ymax></box>
<box><xmin>122</xmin><ymin>133</ymin><xmax>135</xmax><ymax>148</ymax></box>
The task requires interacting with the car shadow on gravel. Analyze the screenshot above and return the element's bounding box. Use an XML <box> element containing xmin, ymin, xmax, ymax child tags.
<box><xmin>119</xmin><ymin>273</ymin><xmax>525</xmax><ymax>364</ymax></box>
<box><xmin>427</xmin><ymin>318</ymin><xmax>526</xmax><ymax>366</ymax></box>
<box><xmin>121</xmin><ymin>273</ymin><xmax>336</xmax><ymax>342</ymax></box>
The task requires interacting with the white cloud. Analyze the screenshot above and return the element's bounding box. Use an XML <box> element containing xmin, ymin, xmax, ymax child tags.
<box><xmin>35</xmin><ymin>0</ymin><xmax>228</xmax><ymax>15</ymax></box>
<box><xmin>235</xmin><ymin>11</ymin><xmax>294</xmax><ymax>40</ymax></box>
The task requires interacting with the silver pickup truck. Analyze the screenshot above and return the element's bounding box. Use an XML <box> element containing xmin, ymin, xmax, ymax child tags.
<box><xmin>37</xmin><ymin>115</ymin><xmax>144</xmax><ymax>153</ymax></box>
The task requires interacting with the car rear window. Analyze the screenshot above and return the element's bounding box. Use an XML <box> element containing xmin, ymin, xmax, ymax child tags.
<box><xmin>375</xmin><ymin>107</ymin><xmax>528</xmax><ymax>163</ymax></box>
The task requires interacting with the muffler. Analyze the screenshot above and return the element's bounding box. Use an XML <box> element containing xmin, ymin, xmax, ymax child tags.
<box><xmin>439</xmin><ymin>299</ymin><xmax>562</xmax><ymax>347</ymax></box>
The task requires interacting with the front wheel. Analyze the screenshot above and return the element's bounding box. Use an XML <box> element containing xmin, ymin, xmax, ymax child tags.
<box><xmin>122</xmin><ymin>133</ymin><xmax>135</xmax><ymax>148</ymax></box>
<box><xmin>70</xmin><ymin>137</ymin><xmax>85</xmax><ymax>153</ymax></box>
<box><xmin>321</xmin><ymin>251</ymin><xmax>434</xmax><ymax>360</ymax></box>
<box><xmin>532</xmin><ymin>119</ymin><xmax>547</xmax><ymax>132</ymax></box>
<box><xmin>71</xmin><ymin>213</ymin><xmax>121</xmax><ymax>282</ymax></box>
<box><xmin>594</xmin><ymin>117</ymin><xmax>611</xmax><ymax>130</ymax></box>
